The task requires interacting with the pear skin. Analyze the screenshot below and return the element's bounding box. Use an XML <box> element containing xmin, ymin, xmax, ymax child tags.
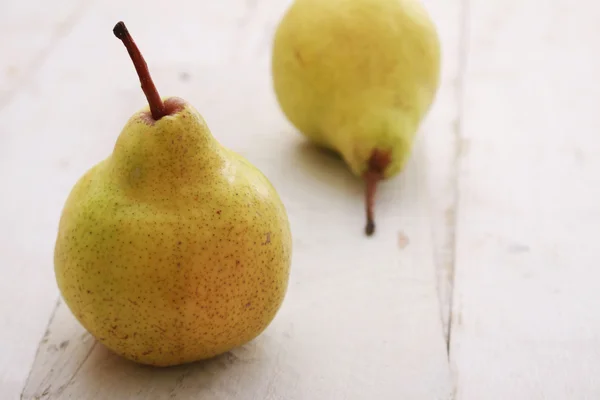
<box><xmin>271</xmin><ymin>0</ymin><xmax>442</xmax><ymax>235</ymax></box>
<box><xmin>54</xmin><ymin>22</ymin><xmax>292</xmax><ymax>367</ymax></box>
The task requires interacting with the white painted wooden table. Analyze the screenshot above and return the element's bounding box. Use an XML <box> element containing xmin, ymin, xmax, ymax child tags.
<box><xmin>1</xmin><ymin>0</ymin><xmax>599</xmax><ymax>399</ymax></box>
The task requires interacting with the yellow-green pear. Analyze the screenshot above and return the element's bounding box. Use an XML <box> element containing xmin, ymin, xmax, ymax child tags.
<box><xmin>54</xmin><ymin>22</ymin><xmax>292</xmax><ymax>367</ymax></box>
<box><xmin>271</xmin><ymin>0</ymin><xmax>441</xmax><ymax>235</ymax></box>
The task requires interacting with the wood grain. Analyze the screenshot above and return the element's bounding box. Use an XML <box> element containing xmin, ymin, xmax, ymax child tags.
<box><xmin>420</xmin><ymin>0</ymin><xmax>467</xmax><ymax>341</ymax></box>
<box><xmin>449</xmin><ymin>0</ymin><xmax>600</xmax><ymax>398</ymax></box>
<box><xmin>0</xmin><ymin>2</ymin><xmax>92</xmax><ymax>398</ymax></box>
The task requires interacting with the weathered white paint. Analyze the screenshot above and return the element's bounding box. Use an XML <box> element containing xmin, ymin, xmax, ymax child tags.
<box><xmin>0</xmin><ymin>0</ymin><xmax>89</xmax><ymax>106</ymax></box>
<box><xmin>450</xmin><ymin>0</ymin><xmax>600</xmax><ymax>398</ymax></box>
<box><xmin>0</xmin><ymin>2</ymin><xmax>95</xmax><ymax>397</ymax></box>
<box><xmin>1</xmin><ymin>0</ymin><xmax>461</xmax><ymax>399</ymax></box>
<box><xmin>421</xmin><ymin>0</ymin><xmax>465</xmax><ymax>340</ymax></box>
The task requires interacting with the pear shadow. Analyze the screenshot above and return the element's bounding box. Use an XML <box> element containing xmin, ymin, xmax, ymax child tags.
<box><xmin>59</xmin><ymin>336</ymin><xmax>271</xmax><ymax>398</ymax></box>
<box><xmin>282</xmin><ymin>137</ymin><xmax>364</xmax><ymax>198</ymax></box>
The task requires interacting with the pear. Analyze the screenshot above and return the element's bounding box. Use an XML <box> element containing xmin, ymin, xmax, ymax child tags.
<box><xmin>53</xmin><ymin>22</ymin><xmax>293</xmax><ymax>367</ymax></box>
<box><xmin>271</xmin><ymin>0</ymin><xmax>441</xmax><ymax>236</ymax></box>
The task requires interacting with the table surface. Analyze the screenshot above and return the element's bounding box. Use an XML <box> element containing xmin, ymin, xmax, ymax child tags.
<box><xmin>2</xmin><ymin>0</ymin><xmax>600</xmax><ymax>399</ymax></box>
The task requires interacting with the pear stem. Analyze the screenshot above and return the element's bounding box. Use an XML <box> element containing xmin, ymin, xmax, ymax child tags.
<box><xmin>363</xmin><ymin>149</ymin><xmax>392</xmax><ymax>237</ymax></box>
<box><xmin>113</xmin><ymin>21</ymin><xmax>167</xmax><ymax>120</ymax></box>
<box><xmin>364</xmin><ymin>171</ymin><xmax>380</xmax><ymax>236</ymax></box>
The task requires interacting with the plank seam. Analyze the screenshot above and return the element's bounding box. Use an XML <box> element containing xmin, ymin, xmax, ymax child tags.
<box><xmin>446</xmin><ymin>0</ymin><xmax>471</xmax><ymax>396</ymax></box>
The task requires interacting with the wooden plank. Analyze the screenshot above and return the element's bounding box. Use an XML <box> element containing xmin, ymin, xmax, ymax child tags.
<box><xmin>420</xmin><ymin>0</ymin><xmax>465</xmax><ymax>340</ymax></box>
<box><xmin>0</xmin><ymin>3</ymin><xmax>92</xmax><ymax>398</ymax></box>
<box><xmin>450</xmin><ymin>0</ymin><xmax>600</xmax><ymax>398</ymax></box>
<box><xmin>10</xmin><ymin>0</ymin><xmax>460</xmax><ymax>398</ymax></box>
<box><xmin>0</xmin><ymin>0</ymin><xmax>90</xmax><ymax>107</ymax></box>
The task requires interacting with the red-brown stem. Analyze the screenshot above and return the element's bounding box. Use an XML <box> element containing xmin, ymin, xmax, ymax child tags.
<box><xmin>113</xmin><ymin>21</ymin><xmax>167</xmax><ymax>120</ymax></box>
<box><xmin>363</xmin><ymin>149</ymin><xmax>392</xmax><ymax>237</ymax></box>
<box><xmin>364</xmin><ymin>171</ymin><xmax>380</xmax><ymax>236</ymax></box>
